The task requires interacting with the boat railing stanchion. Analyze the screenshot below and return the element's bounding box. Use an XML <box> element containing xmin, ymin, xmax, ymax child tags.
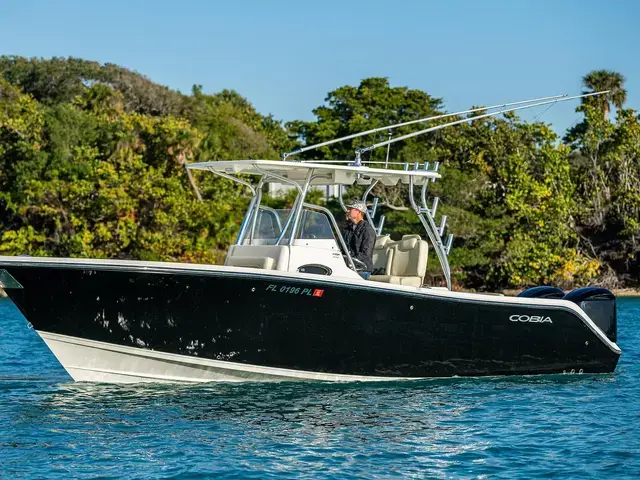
<box><xmin>338</xmin><ymin>185</ymin><xmax>347</xmax><ymax>212</ymax></box>
<box><xmin>376</xmin><ymin>215</ymin><xmax>386</xmax><ymax>236</ymax></box>
<box><xmin>248</xmin><ymin>177</ymin><xmax>266</xmax><ymax>244</ymax></box>
<box><xmin>367</xmin><ymin>191</ymin><xmax>384</xmax><ymax>235</ymax></box>
<box><xmin>361</xmin><ymin>180</ymin><xmax>380</xmax><ymax>231</ymax></box>
<box><xmin>255</xmin><ymin>165</ymin><xmax>305</xmax><ymax>246</ymax></box>
<box><xmin>236</xmin><ymin>194</ymin><xmax>258</xmax><ymax>245</ymax></box>
<box><xmin>370</xmin><ymin>197</ymin><xmax>379</xmax><ymax>219</ymax></box>
<box><xmin>288</xmin><ymin>169</ymin><xmax>315</xmax><ymax>245</ymax></box>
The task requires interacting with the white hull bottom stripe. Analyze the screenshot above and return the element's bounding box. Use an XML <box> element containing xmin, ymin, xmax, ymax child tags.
<box><xmin>37</xmin><ymin>331</ymin><xmax>418</xmax><ymax>383</ymax></box>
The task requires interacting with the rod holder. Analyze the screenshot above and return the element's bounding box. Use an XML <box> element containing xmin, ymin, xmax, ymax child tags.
<box><xmin>445</xmin><ymin>233</ymin><xmax>454</xmax><ymax>254</ymax></box>
<box><xmin>430</xmin><ymin>197</ymin><xmax>439</xmax><ymax>217</ymax></box>
<box><xmin>432</xmin><ymin>161</ymin><xmax>440</xmax><ymax>182</ymax></box>
<box><xmin>438</xmin><ymin>215</ymin><xmax>448</xmax><ymax>236</ymax></box>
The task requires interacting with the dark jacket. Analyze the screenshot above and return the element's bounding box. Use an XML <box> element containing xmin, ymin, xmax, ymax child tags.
<box><xmin>342</xmin><ymin>219</ymin><xmax>376</xmax><ymax>272</ymax></box>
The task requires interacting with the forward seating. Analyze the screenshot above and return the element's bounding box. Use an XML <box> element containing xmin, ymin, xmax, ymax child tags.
<box><xmin>372</xmin><ymin>235</ymin><xmax>393</xmax><ymax>274</ymax></box>
<box><xmin>371</xmin><ymin>234</ymin><xmax>428</xmax><ymax>287</ymax></box>
<box><xmin>225</xmin><ymin>245</ymin><xmax>289</xmax><ymax>270</ymax></box>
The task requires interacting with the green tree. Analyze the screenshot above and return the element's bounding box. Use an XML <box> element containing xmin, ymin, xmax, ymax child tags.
<box><xmin>1</xmin><ymin>60</ymin><xmax>635</xmax><ymax>289</ymax></box>
<box><xmin>0</xmin><ymin>80</ymin><xmax>248</xmax><ymax>262</ymax></box>
<box><xmin>566</xmin><ymin>100</ymin><xmax>640</xmax><ymax>285</ymax></box>
<box><xmin>581</xmin><ymin>69</ymin><xmax>627</xmax><ymax>120</ymax></box>
<box><xmin>0</xmin><ymin>56</ymin><xmax>186</xmax><ymax>116</ymax></box>
<box><xmin>287</xmin><ymin>77</ymin><xmax>443</xmax><ymax>163</ymax></box>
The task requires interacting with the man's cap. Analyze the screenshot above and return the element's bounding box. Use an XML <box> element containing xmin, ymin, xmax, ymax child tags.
<box><xmin>345</xmin><ymin>200</ymin><xmax>368</xmax><ymax>214</ymax></box>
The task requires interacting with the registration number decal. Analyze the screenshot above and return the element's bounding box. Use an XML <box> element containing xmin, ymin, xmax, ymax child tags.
<box><xmin>265</xmin><ymin>284</ymin><xmax>324</xmax><ymax>297</ymax></box>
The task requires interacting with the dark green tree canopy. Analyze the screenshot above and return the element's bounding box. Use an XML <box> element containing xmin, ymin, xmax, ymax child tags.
<box><xmin>287</xmin><ymin>77</ymin><xmax>443</xmax><ymax>163</ymax></box>
<box><xmin>0</xmin><ymin>58</ymin><xmax>636</xmax><ymax>289</ymax></box>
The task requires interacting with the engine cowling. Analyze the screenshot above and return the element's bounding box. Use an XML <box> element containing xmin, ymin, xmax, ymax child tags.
<box><xmin>564</xmin><ymin>287</ymin><xmax>617</xmax><ymax>343</ymax></box>
<box><xmin>517</xmin><ymin>286</ymin><xmax>565</xmax><ymax>299</ymax></box>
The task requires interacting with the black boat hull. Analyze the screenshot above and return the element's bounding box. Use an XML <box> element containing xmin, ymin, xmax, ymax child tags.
<box><xmin>0</xmin><ymin>258</ymin><xmax>621</xmax><ymax>381</ymax></box>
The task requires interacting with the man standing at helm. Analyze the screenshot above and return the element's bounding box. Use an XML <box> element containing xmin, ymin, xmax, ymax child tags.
<box><xmin>342</xmin><ymin>200</ymin><xmax>376</xmax><ymax>280</ymax></box>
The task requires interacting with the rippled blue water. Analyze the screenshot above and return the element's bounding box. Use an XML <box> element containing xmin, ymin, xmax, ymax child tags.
<box><xmin>1</xmin><ymin>297</ymin><xmax>639</xmax><ymax>479</ymax></box>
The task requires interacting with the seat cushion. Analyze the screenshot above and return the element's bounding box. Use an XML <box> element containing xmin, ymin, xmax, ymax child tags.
<box><xmin>375</xmin><ymin>235</ymin><xmax>392</xmax><ymax>248</ymax></box>
<box><xmin>389</xmin><ymin>239</ymin><xmax>427</xmax><ymax>277</ymax></box>
<box><xmin>372</xmin><ymin>236</ymin><xmax>394</xmax><ymax>275</ymax></box>
<box><xmin>370</xmin><ymin>275</ymin><xmax>422</xmax><ymax>287</ymax></box>
<box><xmin>226</xmin><ymin>256</ymin><xmax>275</xmax><ymax>270</ymax></box>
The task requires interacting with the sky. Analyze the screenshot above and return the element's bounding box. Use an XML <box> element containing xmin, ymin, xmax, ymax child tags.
<box><xmin>1</xmin><ymin>0</ymin><xmax>639</xmax><ymax>134</ymax></box>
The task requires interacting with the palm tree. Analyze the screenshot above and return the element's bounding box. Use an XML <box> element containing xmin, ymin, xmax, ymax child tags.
<box><xmin>582</xmin><ymin>70</ymin><xmax>627</xmax><ymax>120</ymax></box>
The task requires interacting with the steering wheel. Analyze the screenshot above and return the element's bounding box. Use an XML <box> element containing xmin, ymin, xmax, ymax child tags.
<box><xmin>344</xmin><ymin>255</ymin><xmax>368</xmax><ymax>272</ymax></box>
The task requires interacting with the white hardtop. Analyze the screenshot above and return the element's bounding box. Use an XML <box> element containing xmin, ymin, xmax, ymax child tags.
<box><xmin>187</xmin><ymin>159</ymin><xmax>440</xmax><ymax>186</ymax></box>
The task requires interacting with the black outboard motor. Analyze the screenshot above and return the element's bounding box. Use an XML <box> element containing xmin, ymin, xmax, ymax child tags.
<box><xmin>564</xmin><ymin>287</ymin><xmax>617</xmax><ymax>343</ymax></box>
<box><xmin>517</xmin><ymin>286</ymin><xmax>565</xmax><ymax>299</ymax></box>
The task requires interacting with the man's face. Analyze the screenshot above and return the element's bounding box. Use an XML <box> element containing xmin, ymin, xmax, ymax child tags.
<box><xmin>347</xmin><ymin>207</ymin><xmax>363</xmax><ymax>222</ymax></box>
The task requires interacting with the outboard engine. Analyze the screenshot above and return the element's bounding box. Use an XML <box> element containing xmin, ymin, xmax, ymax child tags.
<box><xmin>517</xmin><ymin>286</ymin><xmax>565</xmax><ymax>299</ymax></box>
<box><xmin>564</xmin><ymin>287</ymin><xmax>617</xmax><ymax>343</ymax></box>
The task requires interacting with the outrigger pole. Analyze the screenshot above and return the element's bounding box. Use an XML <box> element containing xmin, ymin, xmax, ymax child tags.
<box><xmin>281</xmin><ymin>93</ymin><xmax>569</xmax><ymax>160</ymax></box>
<box><xmin>356</xmin><ymin>91</ymin><xmax>610</xmax><ymax>157</ymax></box>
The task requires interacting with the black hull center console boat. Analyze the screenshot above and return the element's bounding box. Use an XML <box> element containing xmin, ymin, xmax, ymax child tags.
<box><xmin>0</xmin><ymin>92</ymin><xmax>621</xmax><ymax>383</ymax></box>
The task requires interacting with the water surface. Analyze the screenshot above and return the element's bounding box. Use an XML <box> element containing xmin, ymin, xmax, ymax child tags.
<box><xmin>1</xmin><ymin>298</ymin><xmax>639</xmax><ymax>478</ymax></box>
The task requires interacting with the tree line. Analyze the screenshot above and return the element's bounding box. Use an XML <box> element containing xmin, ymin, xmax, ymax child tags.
<box><xmin>0</xmin><ymin>56</ymin><xmax>637</xmax><ymax>290</ymax></box>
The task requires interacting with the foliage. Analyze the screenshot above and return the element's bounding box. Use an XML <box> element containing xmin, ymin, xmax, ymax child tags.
<box><xmin>0</xmin><ymin>79</ymin><xmax>246</xmax><ymax>262</ymax></box>
<box><xmin>564</xmin><ymin>70</ymin><xmax>640</xmax><ymax>285</ymax></box>
<box><xmin>286</xmin><ymin>77</ymin><xmax>444</xmax><ymax>164</ymax></box>
<box><xmin>0</xmin><ymin>55</ymin><xmax>186</xmax><ymax>116</ymax></box>
<box><xmin>0</xmin><ymin>58</ymin><xmax>637</xmax><ymax>289</ymax></box>
<box><xmin>581</xmin><ymin>69</ymin><xmax>627</xmax><ymax>120</ymax></box>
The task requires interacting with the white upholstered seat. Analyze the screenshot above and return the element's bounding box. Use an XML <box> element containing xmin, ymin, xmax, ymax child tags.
<box><xmin>370</xmin><ymin>235</ymin><xmax>428</xmax><ymax>287</ymax></box>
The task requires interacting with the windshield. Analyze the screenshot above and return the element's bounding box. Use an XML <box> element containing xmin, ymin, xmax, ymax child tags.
<box><xmin>245</xmin><ymin>208</ymin><xmax>336</xmax><ymax>245</ymax></box>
